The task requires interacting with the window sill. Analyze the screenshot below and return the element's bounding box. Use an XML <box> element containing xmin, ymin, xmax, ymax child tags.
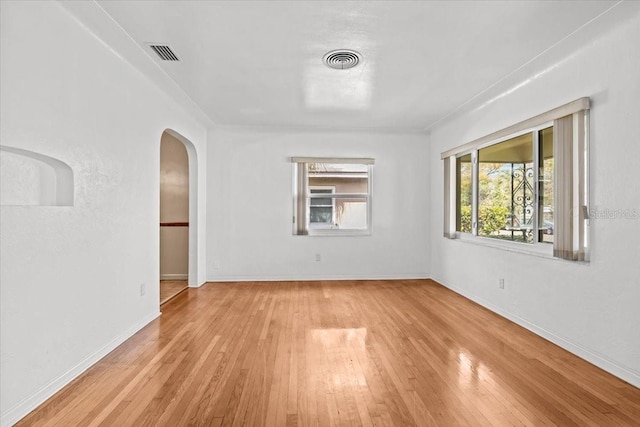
<box><xmin>451</xmin><ymin>233</ymin><xmax>588</xmax><ymax>264</ymax></box>
<box><xmin>303</xmin><ymin>229</ymin><xmax>372</xmax><ymax>237</ymax></box>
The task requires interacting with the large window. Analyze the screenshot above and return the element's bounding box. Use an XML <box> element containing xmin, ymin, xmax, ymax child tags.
<box><xmin>443</xmin><ymin>98</ymin><xmax>589</xmax><ymax>261</ymax></box>
<box><xmin>292</xmin><ymin>157</ymin><xmax>373</xmax><ymax>235</ymax></box>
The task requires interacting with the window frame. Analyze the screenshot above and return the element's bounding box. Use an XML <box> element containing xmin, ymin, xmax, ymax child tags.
<box><xmin>442</xmin><ymin>98</ymin><xmax>590</xmax><ymax>261</ymax></box>
<box><xmin>309</xmin><ymin>186</ymin><xmax>336</xmax><ymax>228</ymax></box>
<box><xmin>292</xmin><ymin>157</ymin><xmax>374</xmax><ymax>237</ymax></box>
<box><xmin>454</xmin><ymin>123</ymin><xmax>554</xmax><ymax>256</ymax></box>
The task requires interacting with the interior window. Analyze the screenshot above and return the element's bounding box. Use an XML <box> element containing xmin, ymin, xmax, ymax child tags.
<box><xmin>293</xmin><ymin>158</ymin><xmax>373</xmax><ymax>235</ymax></box>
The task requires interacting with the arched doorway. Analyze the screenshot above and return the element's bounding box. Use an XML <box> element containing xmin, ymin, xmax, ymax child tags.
<box><xmin>159</xmin><ymin>129</ymin><xmax>198</xmax><ymax>304</ymax></box>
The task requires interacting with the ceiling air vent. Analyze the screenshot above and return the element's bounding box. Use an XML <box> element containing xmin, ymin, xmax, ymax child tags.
<box><xmin>323</xmin><ymin>49</ymin><xmax>361</xmax><ymax>70</ymax></box>
<box><xmin>149</xmin><ymin>44</ymin><xmax>180</xmax><ymax>61</ymax></box>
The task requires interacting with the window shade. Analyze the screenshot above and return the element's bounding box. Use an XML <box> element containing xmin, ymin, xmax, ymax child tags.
<box><xmin>553</xmin><ymin>111</ymin><xmax>589</xmax><ymax>261</ymax></box>
<box><xmin>443</xmin><ymin>156</ymin><xmax>456</xmax><ymax>238</ymax></box>
<box><xmin>294</xmin><ymin>162</ymin><xmax>308</xmax><ymax>235</ymax></box>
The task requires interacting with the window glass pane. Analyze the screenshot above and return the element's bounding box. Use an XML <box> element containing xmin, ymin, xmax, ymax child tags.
<box><xmin>310</xmin><ymin>207</ymin><xmax>333</xmax><ymax>225</ymax></box>
<box><xmin>478</xmin><ymin>133</ymin><xmax>534</xmax><ymax>243</ymax></box>
<box><xmin>336</xmin><ymin>197</ymin><xmax>368</xmax><ymax>230</ymax></box>
<box><xmin>310</xmin><ymin>198</ymin><xmax>332</xmax><ymax>206</ymax></box>
<box><xmin>306</xmin><ymin>163</ymin><xmax>369</xmax><ymax>232</ymax></box>
<box><xmin>456</xmin><ymin>154</ymin><xmax>472</xmax><ymax>233</ymax></box>
<box><xmin>309</xmin><ymin>188</ymin><xmax>334</xmax><ymax>226</ymax></box>
<box><xmin>308</xmin><ymin>163</ymin><xmax>368</xmax><ymax>194</ymax></box>
<box><xmin>310</xmin><ymin>189</ymin><xmax>332</xmax><ymax>207</ymax></box>
<box><xmin>538</xmin><ymin>126</ymin><xmax>554</xmax><ymax>243</ymax></box>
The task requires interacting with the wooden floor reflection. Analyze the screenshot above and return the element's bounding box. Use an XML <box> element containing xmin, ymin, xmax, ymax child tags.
<box><xmin>160</xmin><ymin>280</ymin><xmax>187</xmax><ymax>305</ymax></box>
<box><xmin>17</xmin><ymin>279</ymin><xmax>640</xmax><ymax>426</ymax></box>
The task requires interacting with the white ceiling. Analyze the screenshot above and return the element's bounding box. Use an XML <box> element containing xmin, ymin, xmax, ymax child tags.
<box><xmin>96</xmin><ymin>0</ymin><xmax>617</xmax><ymax>131</ymax></box>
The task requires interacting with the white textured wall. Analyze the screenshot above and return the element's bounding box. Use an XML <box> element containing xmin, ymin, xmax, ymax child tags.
<box><xmin>0</xmin><ymin>2</ymin><xmax>207</xmax><ymax>425</ymax></box>
<box><xmin>206</xmin><ymin>128</ymin><xmax>430</xmax><ymax>281</ymax></box>
<box><xmin>0</xmin><ymin>150</ymin><xmax>57</xmax><ymax>206</ymax></box>
<box><xmin>429</xmin><ymin>2</ymin><xmax>640</xmax><ymax>387</ymax></box>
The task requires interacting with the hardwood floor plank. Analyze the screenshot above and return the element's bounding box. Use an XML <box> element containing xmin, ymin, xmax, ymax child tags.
<box><xmin>15</xmin><ymin>279</ymin><xmax>640</xmax><ymax>426</ymax></box>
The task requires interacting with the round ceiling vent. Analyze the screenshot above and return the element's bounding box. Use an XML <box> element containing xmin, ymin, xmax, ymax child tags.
<box><xmin>323</xmin><ymin>49</ymin><xmax>361</xmax><ymax>70</ymax></box>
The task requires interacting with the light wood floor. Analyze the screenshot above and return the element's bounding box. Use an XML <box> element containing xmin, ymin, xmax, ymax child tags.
<box><xmin>160</xmin><ymin>280</ymin><xmax>188</xmax><ymax>305</ymax></box>
<box><xmin>17</xmin><ymin>279</ymin><xmax>640</xmax><ymax>426</ymax></box>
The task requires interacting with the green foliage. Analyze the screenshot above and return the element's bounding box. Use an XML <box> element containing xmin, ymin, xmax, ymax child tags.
<box><xmin>458</xmin><ymin>205</ymin><xmax>509</xmax><ymax>235</ymax></box>
<box><xmin>457</xmin><ymin>160</ymin><xmax>543</xmax><ymax>238</ymax></box>
<box><xmin>478</xmin><ymin>163</ymin><xmax>513</xmax><ymax>210</ymax></box>
<box><xmin>478</xmin><ymin>205</ymin><xmax>509</xmax><ymax>235</ymax></box>
<box><xmin>459</xmin><ymin>205</ymin><xmax>472</xmax><ymax>233</ymax></box>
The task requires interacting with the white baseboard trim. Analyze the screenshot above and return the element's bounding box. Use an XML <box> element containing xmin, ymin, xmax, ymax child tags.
<box><xmin>1</xmin><ymin>311</ymin><xmax>161</xmax><ymax>427</ymax></box>
<box><xmin>206</xmin><ymin>273</ymin><xmax>430</xmax><ymax>282</ymax></box>
<box><xmin>188</xmin><ymin>279</ymin><xmax>207</xmax><ymax>288</ymax></box>
<box><xmin>161</xmin><ymin>274</ymin><xmax>188</xmax><ymax>280</ymax></box>
<box><xmin>431</xmin><ymin>275</ymin><xmax>640</xmax><ymax>390</ymax></box>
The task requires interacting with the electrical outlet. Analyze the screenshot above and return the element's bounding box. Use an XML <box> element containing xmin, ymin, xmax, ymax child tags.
<box><xmin>140</xmin><ymin>283</ymin><xmax>146</xmax><ymax>296</ymax></box>
<box><xmin>499</xmin><ymin>278</ymin><xmax>505</xmax><ymax>289</ymax></box>
<box><xmin>315</xmin><ymin>253</ymin><xmax>321</xmax><ymax>262</ymax></box>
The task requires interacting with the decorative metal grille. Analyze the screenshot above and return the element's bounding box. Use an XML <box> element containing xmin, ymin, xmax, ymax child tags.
<box><xmin>510</xmin><ymin>164</ymin><xmax>535</xmax><ymax>242</ymax></box>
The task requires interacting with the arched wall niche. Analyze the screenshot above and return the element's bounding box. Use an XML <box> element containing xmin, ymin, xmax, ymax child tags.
<box><xmin>0</xmin><ymin>145</ymin><xmax>74</xmax><ymax>207</ymax></box>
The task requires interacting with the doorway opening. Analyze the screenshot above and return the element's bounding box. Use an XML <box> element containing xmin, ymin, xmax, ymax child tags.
<box><xmin>159</xmin><ymin>130</ymin><xmax>197</xmax><ymax>305</ymax></box>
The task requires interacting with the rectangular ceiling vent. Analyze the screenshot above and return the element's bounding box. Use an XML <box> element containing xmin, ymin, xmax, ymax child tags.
<box><xmin>149</xmin><ymin>44</ymin><xmax>180</xmax><ymax>61</ymax></box>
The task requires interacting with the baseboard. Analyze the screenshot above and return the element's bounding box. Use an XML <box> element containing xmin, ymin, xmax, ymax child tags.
<box><xmin>160</xmin><ymin>274</ymin><xmax>188</xmax><ymax>280</ymax></box>
<box><xmin>1</xmin><ymin>311</ymin><xmax>161</xmax><ymax>427</ymax></box>
<box><xmin>206</xmin><ymin>273</ymin><xmax>430</xmax><ymax>282</ymax></box>
<box><xmin>431</xmin><ymin>275</ymin><xmax>640</xmax><ymax>389</ymax></box>
<box><xmin>188</xmin><ymin>279</ymin><xmax>207</xmax><ymax>288</ymax></box>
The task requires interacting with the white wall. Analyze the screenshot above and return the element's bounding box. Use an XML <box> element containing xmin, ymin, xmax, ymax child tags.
<box><xmin>0</xmin><ymin>149</ymin><xmax>58</xmax><ymax>206</ymax></box>
<box><xmin>429</xmin><ymin>2</ymin><xmax>640</xmax><ymax>387</ymax></box>
<box><xmin>0</xmin><ymin>2</ymin><xmax>207</xmax><ymax>425</ymax></box>
<box><xmin>207</xmin><ymin>128</ymin><xmax>430</xmax><ymax>281</ymax></box>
